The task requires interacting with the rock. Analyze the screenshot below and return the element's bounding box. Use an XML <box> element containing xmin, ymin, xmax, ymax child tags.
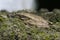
<box><xmin>53</xmin><ymin>9</ymin><xmax>60</xmax><ymax>13</ymax></box>
<box><xmin>16</xmin><ymin>12</ymin><xmax>49</xmax><ymax>27</ymax></box>
<box><xmin>39</xmin><ymin>8</ymin><xmax>49</xmax><ymax>13</ymax></box>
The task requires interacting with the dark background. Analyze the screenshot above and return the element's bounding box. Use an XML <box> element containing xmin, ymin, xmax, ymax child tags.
<box><xmin>35</xmin><ymin>0</ymin><xmax>60</xmax><ymax>11</ymax></box>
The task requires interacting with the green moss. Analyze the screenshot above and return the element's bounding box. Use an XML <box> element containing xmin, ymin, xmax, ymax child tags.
<box><xmin>0</xmin><ymin>17</ymin><xmax>4</xmax><ymax>22</ymax></box>
<box><xmin>0</xmin><ymin>10</ymin><xmax>60</xmax><ymax>40</ymax></box>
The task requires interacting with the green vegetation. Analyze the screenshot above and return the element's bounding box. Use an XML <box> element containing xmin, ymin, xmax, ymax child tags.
<box><xmin>0</xmin><ymin>9</ymin><xmax>60</xmax><ymax>40</ymax></box>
